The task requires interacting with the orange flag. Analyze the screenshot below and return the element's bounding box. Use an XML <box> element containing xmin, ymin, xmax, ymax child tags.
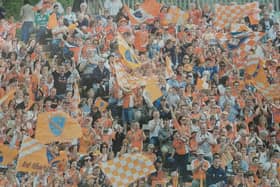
<box><xmin>144</xmin><ymin>83</ymin><xmax>163</xmax><ymax>103</ymax></box>
<box><xmin>117</xmin><ymin>33</ymin><xmax>141</xmax><ymax>69</ymax></box>
<box><xmin>0</xmin><ymin>88</ymin><xmax>16</xmax><ymax>106</ymax></box>
<box><xmin>35</xmin><ymin>111</ymin><xmax>82</xmax><ymax>144</ymax></box>
<box><xmin>245</xmin><ymin>58</ymin><xmax>269</xmax><ymax>88</ymax></box>
<box><xmin>47</xmin><ymin>13</ymin><xmax>58</xmax><ymax>30</ymax></box>
<box><xmin>69</xmin><ymin>47</ymin><xmax>81</xmax><ymax>64</ymax></box>
<box><xmin>16</xmin><ymin>136</ymin><xmax>49</xmax><ymax>173</ymax></box>
<box><xmin>140</xmin><ymin>0</ymin><xmax>162</xmax><ymax>17</ymax></box>
<box><xmin>0</xmin><ymin>144</ymin><xmax>18</xmax><ymax>166</ymax></box>
<box><xmin>94</xmin><ymin>97</ymin><xmax>108</xmax><ymax>112</ymax></box>
<box><xmin>123</xmin><ymin>4</ymin><xmax>155</xmax><ymax>25</ymax></box>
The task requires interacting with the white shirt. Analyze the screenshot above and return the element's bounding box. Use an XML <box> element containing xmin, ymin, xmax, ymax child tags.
<box><xmin>195</xmin><ymin>131</ymin><xmax>216</xmax><ymax>157</ymax></box>
<box><xmin>148</xmin><ymin>119</ymin><xmax>163</xmax><ymax>138</ymax></box>
<box><xmin>104</xmin><ymin>0</ymin><xmax>123</xmax><ymax>16</ymax></box>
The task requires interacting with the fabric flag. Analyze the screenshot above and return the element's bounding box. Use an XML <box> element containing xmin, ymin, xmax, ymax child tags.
<box><xmin>143</xmin><ymin>82</ymin><xmax>163</xmax><ymax>103</ymax></box>
<box><xmin>0</xmin><ymin>88</ymin><xmax>16</xmax><ymax>106</ymax></box>
<box><xmin>35</xmin><ymin>111</ymin><xmax>82</xmax><ymax>144</ymax></box>
<box><xmin>0</xmin><ymin>144</ymin><xmax>18</xmax><ymax>166</ymax></box>
<box><xmin>123</xmin><ymin>4</ymin><xmax>154</xmax><ymax>25</ymax></box>
<box><xmin>165</xmin><ymin>56</ymin><xmax>175</xmax><ymax>78</ymax></box>
<box><xmin>235</xmin><ymin>32</ymin><xmax>264</xmax><ymax>59</ymax></box>
<box><xmin>140</xmin><ymin>0</ymin><xmax>162</xmax><ymax>17</ymax></box>
<box><xmin>216</xmin><ymin>31</ymin><xmax>264</xmax><ymax>59</ymax></box>
<box><xmin>94</xmin><ymin>97</ymin><xmax>108</xmax><ymax>112</ymax></box>
<box><xmin>254</xmin><ymin>84</ymin><xmax>280</xmax><ymax>100</ymax></box>
<box><xmin>117</xmin><ymin>33</ymin><xmax>141</xmax><ymax>69</ymax></box>
<box><xmin>113</xmin><ymin>63</ymin><xmax>158</xmax><ymax>91</ymax></box>
<box><xmin>245</xmin><ymin>58</ymin><xmax>269</xmax><ymax>88</ymax></box>
<box><xmin>230</xmin><ymin>23</ymin><xmax>252</xmax><ymax>33</ymax></box>
<box><xmin>99</xmin><ymin>153</ymin><xmax>156</xmax><ymax>187</ymax></box>
<box><xmin>16</xmin><ymin>136</ymin><xmax>49</xmax><ymax>173</ymax></box>
<box><xmin>47</xmin><ymin>13</ymin><xmax>58</xmax><ymax>30</ymax></box>
<box><xmin>49</xmin><ymin>150</ymin><xmax>68</xmax><ymax>167</ymax></box>
<box><xmin>69</xmin><ymin>46</ymin><xmax>81</xmax><ymax>64</ymax></box>
<box><xmin>161</xmin><ymin>6</ymin><xmax>188</xmax><ymax>26</ymax></box>
<box><xmin>214</xmin><ymin>2</ymin><xmax>260</xmax><ymax>29</ymax></box>
<box><xmin>196</xmin><ymin>77</ymin><xmax>209</xmax><ymax>90</ymax></box>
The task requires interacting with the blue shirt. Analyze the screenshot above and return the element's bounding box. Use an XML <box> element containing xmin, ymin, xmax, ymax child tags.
<box><xmin>193</xmin><ymin>66</ymin><xmax>218</xmax><ymax>80</ymax></box>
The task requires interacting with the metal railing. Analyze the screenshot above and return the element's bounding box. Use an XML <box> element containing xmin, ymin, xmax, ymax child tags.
<box><xmin>92</xmin><ymin>0</ymin><xmax>280</xmax><ymax>16</ymax></box>
<box><xmin>122</xmin><ymin>0</ymin><xmax>280</xmax><ymax>10</ymax></box>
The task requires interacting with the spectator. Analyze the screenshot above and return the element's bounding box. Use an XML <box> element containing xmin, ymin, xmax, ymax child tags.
<box><xmin>104</xmin><ymin>0</ymin><xmax>123</xmax><ymax>16</ymax></box>
<box><xmin>191</xmin><ymin>149</ymin><xmax>210</xmax><ymax>187</ymax></box>
<box><xmin>206</xmin><ymin>155</ymin><xmax>227</xmax><ymax>186</ymax></box>
<box><xmin>20</xmin><ymin>0</ymin><xmax>34</xmax><ymax>43</ymax></box>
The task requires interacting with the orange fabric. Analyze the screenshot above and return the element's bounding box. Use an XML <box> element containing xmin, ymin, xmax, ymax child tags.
<box><xmin>127</xmin><ymin>129</ymin><xmax>145</xmax><ymax>151</ymax></box>
<box><xmin>47</xmin><ymin>13</ymin><xmax>58</xmax><ymax>30</ymax></box>
<box><xmin>79</xmin><ymin>128</ymin><xmax>94</xmax><ymax>154</ymax></box>
<box><xmin>16</xmin><ymin>136</ymin><xmax>49</xmax><ymax>173</ymax></box>
<box><xmin>122</xmin><ymin>93</ymin><xmax>133</xmax><ymax>108</ymax></box>
<box><xmin>189</xmin><ymin>9</ymin><xmax>202</xmax><ymax>25</ymax></box>
<box><xmin>140</xmin><ymin>0</ymin><xmax>162</xmax><ymax>17</ymax></box>
<box><xmin>173</xmin><ymin>138</ymin><xmax>186</xmax><ymax>155</ymax></box>
<box><xmin>69</xmin><ymin>47</ymin><xmax>81</xmax><ymax>63</ymax></box>
<box><xmin>134</xmin><ymin>30</ymin><xmax>149</xmax><ymax>52</ymax></box>
<box><xmin>104</xmin><ymin>24</ymin><xmax>115</xmax><ymax>41</ymax></box>
<box><xmin>0</xmin><ymin>88</ymin><xmax>5</xmax><ymax>98</ymax></box>
<box><xmin>271</xmin><ymin>107</ymin><xmax>280</xmax><ymax>123</ymax></box>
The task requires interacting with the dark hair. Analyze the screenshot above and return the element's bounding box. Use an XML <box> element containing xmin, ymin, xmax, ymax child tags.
<box><xmin>24</xmin><ymin>0</ymin><xmax>30</xmax><ymax>5</ymax></box>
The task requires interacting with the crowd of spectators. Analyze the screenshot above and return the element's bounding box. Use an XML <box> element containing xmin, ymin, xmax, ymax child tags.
<box><xmin>0</xmin><ymin>0</ymin><xmax>279</xmax><ymax>186</ymax></box>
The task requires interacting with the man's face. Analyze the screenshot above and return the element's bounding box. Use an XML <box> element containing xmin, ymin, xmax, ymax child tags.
<box><xmin>213</xmin><ymin>158</ymin><xmax>220</xmax><ymax>168</ymax></box>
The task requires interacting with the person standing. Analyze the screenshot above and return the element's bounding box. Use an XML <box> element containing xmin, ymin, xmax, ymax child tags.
<box><xmin>104</xmin><ymin>0</ymin><xmax>123</xmax><ymax>16</ymax></box>
<box><xmin>206</xmin><ymin>156</ymin><xmax>227</xmax><ymax>187</ymax></box>
<box><xmin>20</xmin><ymin>0</ymin><xmax>34</xmax><ymax>43</ymax></box>
<box><xmin>191</xmin><ymin>149</ymin><xmax>210</xmax><ymax>187</ymax></box>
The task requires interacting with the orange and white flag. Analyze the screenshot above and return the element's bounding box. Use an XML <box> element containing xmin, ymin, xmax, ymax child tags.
<box><xmin>99</xmin><ymin>153</ymin><xmax>156</xmax><ymax>187</ymax></box>
<box><xmin>246</xmin><ymin>58</ymin><xmax>269</xmax><ymax>89</ymax></box>
<box><xmin>16</xmin><ymin>136</ymin><xmax>49</xmax><ymax>173</ymax></box>
<box><xmin>123</xmin><ymin>4</ymin><xmax>154</xmax><ymax>25</ymax></box>
<box><xmin>214</xmin><ymin>2</ymin><xmax>260</xmax><ymax>29</ymax></box>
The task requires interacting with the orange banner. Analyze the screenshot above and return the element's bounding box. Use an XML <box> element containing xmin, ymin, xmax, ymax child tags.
<box><xmin>16</xmin><ymin>136</ymin><xmax>49</xmax><ymax>173</ymax></box>
<box><xmin>35</xmin><ymin>111</ymin><xmax>82</xmax><ymax>144</ymax></box>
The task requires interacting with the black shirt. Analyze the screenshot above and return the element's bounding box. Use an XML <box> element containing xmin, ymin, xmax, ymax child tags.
<box><xmin>52</xmin><ymin>71</ymin><xmax>71</xmax><ymax>95</ymax></box>
<box><xmin>206</xmin><ymin>165</ymin><xmax>227</xmax><ymax>186</ymax></box>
